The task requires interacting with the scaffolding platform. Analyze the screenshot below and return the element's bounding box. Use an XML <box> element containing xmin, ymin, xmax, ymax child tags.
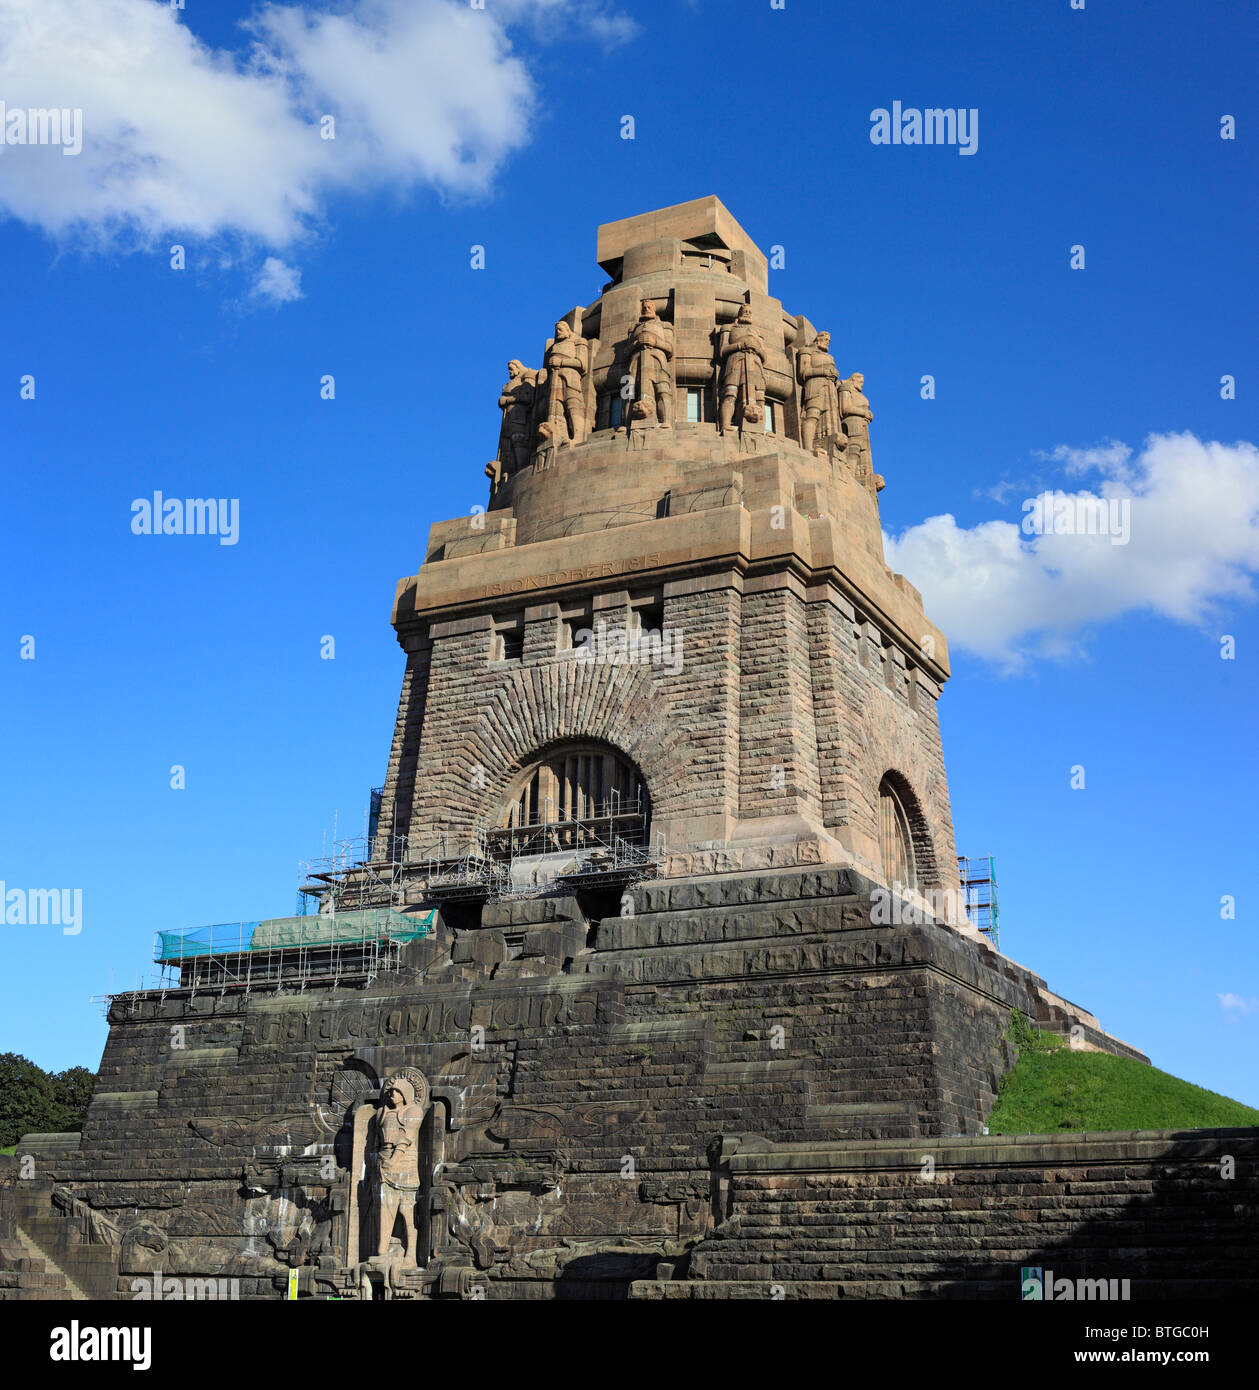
<box><xmin>146</xmin><ymin>907</ymin><xmax>435</xmax><ymax>996</ymax></box>
<box><xmin>484</xmin><ymin>807</ymin><xmax>647</xmax><ymax>861</ymax></box>
<box><xmin>422</xmin><ymin>857</ymin><xmax>510</xmax><ymax>901</ymax></box>
<box><xmin>553</xmin><ymin>834</ymin><xmax>665</xmax><ymax>890</ymax></box>
<box><xmin>957</xmin><ymin>854</ymin><xmax>1000</xmax><ymax>949</ymax></box>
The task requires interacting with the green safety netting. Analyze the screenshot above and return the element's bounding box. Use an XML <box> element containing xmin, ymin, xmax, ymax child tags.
<box><xmin>155</xmin><ymin>908</ymin><xmax>435</xmax><ymax>963</ymax></box>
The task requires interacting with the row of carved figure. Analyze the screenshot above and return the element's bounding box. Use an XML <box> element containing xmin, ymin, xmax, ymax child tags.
<box><xmin>494</xmin><ymin>298</ymin><xmax>875</xmax><ymax>475</ymax></box>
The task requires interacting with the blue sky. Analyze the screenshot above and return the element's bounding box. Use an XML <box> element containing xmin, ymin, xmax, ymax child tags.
<box><xmin>1</xmin><ymin>0</ymin><xmax>1256</xmax><ymax>1107</ymax></box>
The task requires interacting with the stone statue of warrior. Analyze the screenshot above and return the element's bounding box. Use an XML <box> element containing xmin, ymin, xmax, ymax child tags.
<box><xmin>797</xmin><ymin>330</ymin><xmax>840</xmax><ymax>452</ymax></box>
<box><xmin>839</xmin><ymin>371</ymin><xmax>874</xmax><ymax>472</ymax></box>
<box><xmin>497</xmin><ymin>359</ymin><xmax>537</xmax><ymax>474</ymax></box>
<box><xmin>542</xmin><ymin>321</ymin><xmax>589</xmax><ymax>444</ymax></box>
<box><xmin>717</xmin><ymin>304</ymin><xmax>767</xmax><ymax>434</ymax></box>
<box><xmin>371</xmin><ymin>1075</ymin><xmax>425</xmax><ymax>1264</ymax></box>
<box><xmin>623</xmin><ymin>299</ymin><xmax>675</xmax><ymax>428</ymax></box>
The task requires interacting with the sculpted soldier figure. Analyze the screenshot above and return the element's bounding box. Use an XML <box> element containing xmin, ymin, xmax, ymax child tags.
<box><xmin>623</xmin><ymin>299</ymin><xmax>675</xmax><ymax>428</ymax></box>
<box><xmin>839</xmin><ymin>371</ymin><xmax>875</xmax><ymax>477</ymax></box>
<box><xmin>497</xmin><ymin>359</ymin><xmax>537</xmax><ymax>474</ymax></box>
<box><xmin>796</xmin><ymin>330</ymin><xmax>840</xmax><ymax>452</ymax></box>
<box><xmin>371</xmin><ymin>1074</ymin><xmax>426</xmax><ymax>1264</ymax></box>
<box><xmin>717</xmin><ymin>303</ymin><xmax>767</xmax><ymax>434</ymax></box>
<box><xmin>542</xmin><ymin>321</ymin><xmax>590</xmax><ymax>445</ymax></box>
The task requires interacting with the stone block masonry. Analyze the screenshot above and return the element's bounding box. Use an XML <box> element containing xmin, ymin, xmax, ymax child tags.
<box><xmin>3</xmin><ymin>198</ymin><xmax>1245</xmax><ymax>1303</ymax></box>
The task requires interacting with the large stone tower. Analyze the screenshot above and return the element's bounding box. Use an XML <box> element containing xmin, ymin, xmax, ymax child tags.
<box><xmin>377</xmin><ymin>196</ymin><xmax>959</xmax><ymax>909</ymax></box>
<box><xmin>3</xmin><ymin>200</ymin><xmax>1167</xmax><ymax>1306</ymax></box>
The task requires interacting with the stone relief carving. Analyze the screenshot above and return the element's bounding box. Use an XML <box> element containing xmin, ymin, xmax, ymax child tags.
<box><xmin>716</xmin><ymin>303</ymin><xmax>767</xmax><ymax>435</ymax></box>
<box><xmin>51</xmin><ymin>1187</ymin><xmax>119</xmax><ymax>1245</ymax></box>
<box><xmin>623</xmin><ymin>299</ymin><xmax>675</xmax><ymax>428</ymax></box>
<box><xmin>497</xmin><ymin>358</ymin><xmax>539</xmax><ymax>473</ymax></box>
<box><xmin>541</xmin><ymin>322</ymin><xmax>590</xmax><ymax>445</ymax></box>
<box><xmin>189</xmin><ymin>1114</ymin><xmax>319</xmax><ymax>1151</ymax></box>
<box><xmin>447</xmin><ymin>1183</ymin><xmax>498</xmax><ymax>1270</ymax></box>
<box><xmin>312</xmin><ymin>1060</ymin><xmax>377</xmax><ymax>1137</ymax></box>
<box><xmin>797</xmin><ymin>330</ymin><xmax>841</xmax><ymax>453</ymax></box>
<box><xmin>367</xmin><ymin>1068</ymin><xmax>429</xmax><ymax>1264</ymax></box>
<box><xmin>839</xmin><ymin>371</ymin><xmax>882</xmax><ymax>490</ymax></box>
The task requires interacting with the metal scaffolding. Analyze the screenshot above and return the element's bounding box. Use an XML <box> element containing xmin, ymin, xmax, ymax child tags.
<box><xmin>96</xmin><ymin>791</ymin><xmax>665</xmax><ymax>1014</ymax></box>
<box><xmin>957</xmin><ymin>854</ymin><xmax>1000</xmax><ymax>949</ymax></box>
<box><xmin>298</xmin><ymin>831</ymin><xmax>413</xmax><ymax>913</ymax></box>
<box><xmin>420</xmin><ymin>792</ymin><xmax>662</xmax><ymax>902</ymax></box>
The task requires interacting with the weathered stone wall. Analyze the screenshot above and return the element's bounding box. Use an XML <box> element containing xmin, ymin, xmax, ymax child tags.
<box><xmin>808</xmin><ymin>593</ymin><xmax>957</xmax><ymax>888</ymax></box>
<box><xmin>372</xmin><ymin>639</ymin><xmax>431</xmax><ymax>857</ymax></box>
<box><xmin>738</xmin><ymin>583</ymin><xmax>824</xmax><ymax>824</ymax></box>
<box><xmin>383</xmin><ymin>550</ymin><xmax>955</xmax><ymax>885</ymax></box>
<box><xmin>635</xmin><ymin>1129</ymin><xmax>1259</xmax><ymax>1299</ymax></box>
<box><xmin>0</xmin><ymin>870</ymin><xmax>1157</xmax><ymax>1300</ymax></box>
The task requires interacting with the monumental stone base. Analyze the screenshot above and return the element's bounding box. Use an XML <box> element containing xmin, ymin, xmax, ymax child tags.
<box><xmin>4</xmin><ymin>868</ymin><xmax>1248</xmax><ymax>1302</ymax></box>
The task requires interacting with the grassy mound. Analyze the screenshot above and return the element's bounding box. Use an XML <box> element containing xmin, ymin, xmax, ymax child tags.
<box><xmin>986</xmin><ymin>1013</ymin><xmax>1259</xmax><ymax>1134</ymax></box>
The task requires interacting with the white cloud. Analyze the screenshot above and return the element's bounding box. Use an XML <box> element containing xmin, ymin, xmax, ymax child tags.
<box><xmin>885</xmin><ymin>432</ymin><xmax>1259</xmax><ymax>668</ymax></box>
<box><xmin>1035</xmin><ymin>439</ymin><xmax>1136</xmax><ymax>482</ymax></box>
<box><xmin>0</xmin><ymin>0</ymin><xmax>629</xmax><ymax>258</ymax></box>
<box><xmin>251</xmin><ymin>254</ymin><xmax>302</xmax><ymax>303</ymax></box>
<box><xmin>1218</xmin><ymin>993</ymin><xmax>1258</xmax><ymax>1017</ymax></box>
<box><xmin>495</xmin><ymin>0</ymin><xmax>640</xmax><ymax>45</ymax></box>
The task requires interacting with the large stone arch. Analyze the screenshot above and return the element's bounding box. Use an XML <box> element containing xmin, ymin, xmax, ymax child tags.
<box><xmin>432</xmin><ymin>658</ymin><xmax>683</xmax><ymax>849</ymax></box>
<box><xmin>498</xmin><ymin>738</ymin><xmax>652</xmax><ymax>841</ymax></box>
<box><xmin>877</xmin><ymin>768</ymin><xmax>941</xmax><ymax>891</ymax></box>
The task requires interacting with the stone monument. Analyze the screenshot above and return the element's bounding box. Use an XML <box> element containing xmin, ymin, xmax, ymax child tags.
<box><xmin>4</xmin><ymin>198</ymin><xmax>1252</xmax><ymax>1304</ymax></box>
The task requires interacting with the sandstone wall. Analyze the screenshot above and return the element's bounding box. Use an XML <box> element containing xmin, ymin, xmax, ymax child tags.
<box><xmin>636</xmin><ymin>1128</ymin><xmax>1259</xmax><ymax>1299</ymax></box>
<box><xmin>0</xmin><ymin>870</ymin><xmax>1153</xmax><ymax>1300</ymax></box>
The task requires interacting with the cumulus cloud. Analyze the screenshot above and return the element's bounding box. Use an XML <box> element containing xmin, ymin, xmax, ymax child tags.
<box><xmin>1218</xmin><ymin>993</ymin><xmax>1259</xmax><ymax>1018</ymax></box>
<box><xmin>0</xmin><ymin>0</ymin><xmax>630</xmax><ymax>262</ymax></box>
<box><xmin>497</xmin><ymin>0</ymin><xmax>639</xmax><ymax>45</ymax></box>
<box><xmin>885</xmin><ymin>432</ymin><xmax>1259</xmax><ymax>668</ymax></box>
<box><xmin>1035</xmin><ymin>439</ymin><xmax>1137</xmax><ymax>481</ymax></box>
<box><xmin>251</xmin><ymin>255</ymin><xmax>302</xmax><ymax>303</ymax></box>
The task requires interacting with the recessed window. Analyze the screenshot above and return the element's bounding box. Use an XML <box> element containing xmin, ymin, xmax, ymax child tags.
<box><xmin>878</xmin><ymin>777</ymin><xmax>917</xmax><ymax>891</ymax></box>
<box><xmin>560</xmin><ymin>614</ymin><xmax>586</xmax><ymax>651</ymax></box>
<box><xmin>686</xmin><ymin>388</ymin><xmax>704</xmax><ymax>423</ymax></box>
<box><xmin>609</xmin><ymin>396</ymin><xmax>624</xmax><ymax>429</ymax></box>
<box><xmin>764</xmin><ymin>400</ymin><xmax>777</xmax><ymax>434</ymax></box>
<box><xmin>633</xmin><ymin>602</ymin><xmax>664</xmax><ymax>635</ymax></box>
<box><xmin>502</xmin><ymin>744</ymin><xmax>649</xmax><ymax>844</ymax></box>
<box><xmin>493</xmin><ymin>625</ymin><xmax>523</xmax><ymax>661</ymax></box>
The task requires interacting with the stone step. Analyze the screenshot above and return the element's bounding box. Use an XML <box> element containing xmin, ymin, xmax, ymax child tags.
<box><xmin>14</xmin><ymin>1225</ymin><xmax>88</xmax><ymax>1301</ymax></box>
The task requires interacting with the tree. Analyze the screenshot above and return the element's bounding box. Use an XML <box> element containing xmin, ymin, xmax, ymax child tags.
<box><xmin>51</xmin><ymin>1066</ymin><xmax>96</xmax><ymax>1132</ymax></box>
<box><xmin>0</xmin><ymin>1052</ymin><xmax>62</xmax><ymax>1148</ymax></box>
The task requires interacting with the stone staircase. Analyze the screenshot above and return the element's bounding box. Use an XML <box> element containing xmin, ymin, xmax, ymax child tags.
<box><xmin>0</xmin><ymin>1166</ymin><xmax>121</xmax><ymax>1301</ymax></box>
<box><xmin>9</xmin><ymin>1224</ymin><xmax>88</xmax><ymax>1300</ymax></box>
<box><xmin>632</xmin><ymin>1128</ymin><xmax>1259</xmax><ymax>1300</ymax></box>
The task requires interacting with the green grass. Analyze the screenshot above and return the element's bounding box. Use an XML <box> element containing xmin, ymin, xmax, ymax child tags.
<box><xmin>987</xmin><ymin>1014</ymin><xmax>1259</xmax><ymax>1134</ymax></box>
<box><xmin>0</xmin><ymin>1145</ymin><xmax>16</xmax><ymax>1156</ymax></box>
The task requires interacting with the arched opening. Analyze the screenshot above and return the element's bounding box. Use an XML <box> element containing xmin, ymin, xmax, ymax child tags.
<box><xmin>878</xmin><ymin>775</ymin><xmax>917</xmax><ymax>891</ymax></box>
<box><xmin>494</xmin><ymin>742</ymin><xmax>650</xmax><ymax>855</ymax></box>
